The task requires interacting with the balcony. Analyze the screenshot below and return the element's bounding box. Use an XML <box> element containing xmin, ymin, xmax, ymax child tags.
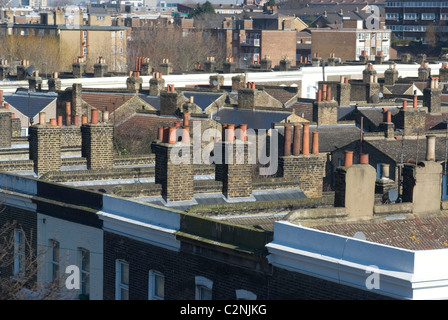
<box><xmin>240</xmin><ymin>38</ymin><xmax>260</xmax><ymax>47</ymax></box>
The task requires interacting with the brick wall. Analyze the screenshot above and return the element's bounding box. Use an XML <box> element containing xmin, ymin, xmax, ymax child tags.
<box><xmin>81</xmin><ymin>123</ymin><xmax>114</xmax><ymax>170</ymax></box>
<box><xmin>103</xmin><ymin>229</ymin><xmax>388</xmax><ymax>300</ymax></box>
<box><xmin>279</xmin><ymin>154</ymin><xmax>326</xmax><ymax>198</ymax></box>
<box><xmin>0</xmin><ymin>109</ymin><xmax>11</xmax><ymax>148</ymax></box>
<box><xmin>28</xmin><ymin>124</ymin><xmax>62</xmax><ymax>175</ymax></box>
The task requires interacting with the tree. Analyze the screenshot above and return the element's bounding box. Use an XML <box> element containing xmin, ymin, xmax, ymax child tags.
<box><xmin>189</xmin><ymin>1</ymin><xmax>216</xmax><ymax>18</ymax></box>
<box><xmin>127</xmin><ymin>23</ymin><xmax>225</xmax><ymax>75</ymax></box>
<box><xmin>0</xmin><ymin>220</ymin><xmax>69</xmax><ymax>300</ymax></box>
<box><xmin>263</xmin><ymin>0</ymin><xmax>276</xmax><ymax>11</ymax></box>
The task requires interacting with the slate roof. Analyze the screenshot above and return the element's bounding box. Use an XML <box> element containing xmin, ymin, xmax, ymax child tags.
<box><xmin>366</xmin><ymin>137</ymin><xmax>448</xmax><ymax>163</ymax></box>
<box><xmin>3</xmin><ymin>91</ymin><xmax>57</xmax><ymax>119</ymax></box>
<box><xmin>308</xmin><ymin>124</ymin><xmax>362</xmax><ymax>153</ymax></box>
<box><xmin>212</xmin><ymin>108</ymin><xmax>294</xmax><ymax>130</ymax></box>
<box><xmin>81</xmin><ymin>92</ymin><xmax>136</xmax><ymax>113</ymax></box>
<box><xmin>383</xmin><ymin>84</ymin><xmax>422</xmax><ymax>96</ymax></box>
<box><xmin>182</xmin><ymin>92</ymin><xmax>224</xmax><ymax>112</ymax></box>
<box><xmin>262</xmin><ymin>87</ymin><xmax>299</xmax><ymax>108</ymax></box>
<box><xmin>314</xmin><ymin>215</ymin><xmax>448</xmax><ymax>251</ymax></box>
<box><xmin>341</xmin><ymin>106</ymin><xmax>401</xmax><ymax>129</ymax></box>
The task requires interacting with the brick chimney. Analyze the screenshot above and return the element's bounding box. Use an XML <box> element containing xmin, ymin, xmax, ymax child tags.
<box><xmin>334</xmin><ymin>152</ymin><xmax>376</xmax><ymax>218</ymax></box>
<box><xmin>313</xmin><ymin>83</ymin><xmax>339</xmax><ymax>125</ymax></box>
<box><xmin>81</xmin><ymin>109</ymin><xmax>114</xmax><ymax>170</ymax></box>
<box><xmin>203</xmin><ymin>55</ymin><xmax>217</xmax><ymax>73</ymax></box>
<box><xmin>152</xmin><ymin>126</ymin><xmax>194</xmax><ymax>203</ymax></box>
<box><xmin>279</xmin><ymin>56</ymin><xmax>292</xmax><ymax>71</ymax></box>
<box><xmin>260</xmin><ymin>55</ymin><xmax>272</xmax><ymax>70</ymax></box>
<box><xmin>160</xmin><ymin>84</ymin><xmax>183</xmax><ymax>116</ymax></box>
<box><xmin>423</xmin><ymin>77</ymin><xmax>441</xmax><ymax>114</ymax></box>
<box><xmin>231</xmin><ymin>75</ymin><xmax>245</xmax><ymax>91</ymax></box>
<box><xmin>126</xmin><ymin>71</ymin><xmax>143</xmax><ymax>93</ymax></box>
<box><xmin>16</xmin><ymin>60</ymin><xmax>29</xmax><ymax>81</ymax></box>
<box><xmin>312</xmin><ymin>52</ymin><xmax>322</xmax><ymax>67</ymax></box>
<box><xmin>71</xmin><ymin>83</ymin><xmax>83</xmax><ymax>118</ymax></box>
<box><xmin>0</xmin><ymin>106</ymin><xmax>12</xmax><ymax>148</ymax></box>
<box><xmin>28</xmin><ymin>70</ymin><xmax>42</xmax><ymax>92</ymax></box>
<box><xmin>384</xmin><ymin>64</ymin><xmax>398</xmax><ymax>86</ymax></box>
<box><xmin>397</xmin><ymin>102</ymin><xmax>426</xmax><ymax>136</ymax></box>
<box><xmin>140</xmin><ymin>57</ymin><xmax>152</xmax><ymax>76</ymax></box>
<box><xmin>159</xmin><ymin>58</ymin><xmax>173</xmax><ymax>76</ymax></box>
<box><xmin>418</xmin><ymin>61</ymin><xmax>431</xmax><ymax>81</ymax></box>
<box><xmin>28</xmin><ymin>112</ymin><xmax>62</xmax><ymax>175</ymax></box>
<box><xmin>278</xmin><ymin>124</ymin><xmax>326</xmax><ymax>198</ymax></box>
<box><xmin>48</xmin><ymin>72</ymin><xmax>62</xmax><ymax>91</ymax></box>
<box><xmin>223</xmin><ymin>56</ymin><xmax>236</xmax><ymax>73</ymax></box>
<box><xmin>378</xmin><ymin>108</ymin><xmax>395</xmax><ymax>138</ymax></box>
<box><xmin>209</xmin><ymin>74</ymin><xmax>224</xmax><ymax>90</ymax></box>
<box><xmin>72</xmin><ymin>56</ymin><xmax>86</xmax><ymax>78</ymax></box>
<box><xmin>238</xmin><ymin>82</ymin><xmax>257</xmax><ymax>109</ymax></box>
<box><xmin>337</xmin><ymin>77</ymin><xmax>351</xmax><ymax>106</ymax></box>
<box><xmin>93</xmin><ymin>57</ymin><xmax>108</xmax><ymax>77</ymax></box>
<box><xmin>0</xmin><ymin>59</ymin><xmax>9</xmax><ymax>80</ymax></box>
<box><xmin>149</xmin><ymin>72</ymin><xmax>165</xmax><ymax>96</ymax></box>
<box><xmin>214</xmin><ymin>123</ymin><xmax>253</xmax><ymax>199</ymax></box>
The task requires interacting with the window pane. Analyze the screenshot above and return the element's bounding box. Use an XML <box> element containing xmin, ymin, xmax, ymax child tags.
<box><xmin>121</xmin><ymin>263</ymin><xmax>129</xmax><ymax>285</ymax></box>
<box><xmin>199</xmin><ymin>286</ymin><xmax>212</xmax><ymax>300</ymax></box>
<box><xmin>82</xmin><ymin>273</ymin><xmax>90</xmax><ymax>296</ymax></box>
<box><xmin>120</xmin><ymin>288</ymin><xmax>129</xmax><ymax>300</ymax></box>
<box><xmin>81</xmin><ymin>250</ymin><xmax>90</xmax><ymax>272</ymax></box>
<box><xmin>155</xmin><ymin>274</ymin><xmax>164</xmax><ymax>298</ymax></box>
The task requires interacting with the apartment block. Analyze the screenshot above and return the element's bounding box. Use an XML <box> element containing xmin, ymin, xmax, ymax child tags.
<box><xmin>385</xmin><ymin>0</ymin><xmax>448</xmax><ymax>42</ymax></box>
<box><xmin>310</xmin><ymin>20</ymin><xmax>392</xmax><ymax>62</ymax></box>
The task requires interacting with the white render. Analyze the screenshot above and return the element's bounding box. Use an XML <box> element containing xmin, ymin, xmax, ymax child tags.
<box><xmin>267</xmin><ymin>221</ymin><xmax>448</xmax><ymax>300</ymax></box>
<box><xmin>37</xmin><ymin>213</ymin><xmax>104</xmax><ymax>300</ymax></box>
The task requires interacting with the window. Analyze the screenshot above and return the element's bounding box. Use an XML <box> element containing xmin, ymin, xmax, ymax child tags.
<box><xmin>422</xmin><ymin>13</ymin><xmax>436</xmax><ymax>20</ymax></box>
<box><xmin>119</xmin><ymin>31</ymin><xmax>124</xmax><ymax>39</ymax></box>
<box><xmin>365</xmin><ymin>33</ymin><xmax>370</xmax><ymax>40</ymax></box>
<box><xmin>83</xmin><ymin>47</ymin><xmax>87</xmax><ymax>56</ymax></box>
<box><xmin>115</xmin><ymin>260</ymin><xmax>129</xmax><ymax>300</ymax></box>
<box><xmin>404</xmin><ymin>13</ymin><xmax>417</xmax><ymax>20</ymax></box>
<box><xmin>148</xmin><ymin>270</ymin><xmax>164</xmax><ymax>300</ymax></box>
<box><xmin>357</xmin><ymin>32</ymin><xmax>365</xmax><ymax>40</ymax></box>
<box><xmin>96</xmin><ymin>15</ymin><xmax>105</xmax><ymax>21</ymax></box>
<box><xmin>79</xmin><ymin>248</ymin><xmax>90</xmax><ymax>297</ymax></box>
<box><xmin>82</xmin><ymin>30</ymin><xmax>87</xmax><ymax>39</ymax></box>
<box><xmin>236</xmin><ymin>289</ymin><xmax>257</xmax><ymax>300</ymax></box>
<box><xmin>119</xmin><ymin>47</ymin><xmax>123</xmax><ymax>55</ymax></box>
<box><xmin>14</xmin><ymin>229</ymin><xmax>25</xmax><ymax>279</ymax></box>
<box><xmin>50</xmin><ymin>240</ymin><xmax>60</xmax><ymax>283</ymax></box>
<box><xmin>386</xmin><ymin>13</ymin><xmax>399</xmax><ymax>20</ymax></box>
<box><xmin>195</xmin><ymin>276</ymin><xmax>212</xmax><ymax>300</ymax></box>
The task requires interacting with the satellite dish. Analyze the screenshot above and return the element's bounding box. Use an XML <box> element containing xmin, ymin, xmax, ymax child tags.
<box><xmin>388</xmin><ymin>189</ymin><xmax>398</xmax><ymax>203</ymax></box>
<box><xmin>26</xmin><ymin>66</ymin><xmax>35</xmax><ymax>77</ymax></box>
<box><xmin>353</xmin><ymin>232</ymin><xmax>366</xmax><ymax>241</ymax></box>
<box><xmin>379</xmin><ymin>92</ymin><xmax>383</xmax><ymax>99</ymax></box>
<box><xmin>212</xmin><ymin>80</ymin><xmax>218</xmax><ymax>86</ymax></box>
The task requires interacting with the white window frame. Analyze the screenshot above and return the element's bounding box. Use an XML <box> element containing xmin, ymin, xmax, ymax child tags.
<box><xmin>13</xmin><ymin>229</ymin><xmax>25</xmax><ymax>279</ymax></box>
<box><xmin>115</xmin><ymin>260</ymin><xmax>129</xmax><ymax>300</ymax></box>
<box><xmin>148</xmin><ymin>270</ymin><xmax>164</xmax><ymax>300</ymax></box>
<box><xmin>78</xmin><ymin>248</ymin><xmax>90</xmax><ymax>297</ymax></box>
<box><xmin>236</xmin><ymin>289</ymin><xmax>257</xmax><ymax>300</ymax></box>
<box><xmin>195</xmin><ymin>276</ymin><xmax>213</xmax><ymax>300</ymax></box>
<box><xmin>49</xmin><ymin>239</ymin><xmax>60</xmax><ymax>284</ymax></box>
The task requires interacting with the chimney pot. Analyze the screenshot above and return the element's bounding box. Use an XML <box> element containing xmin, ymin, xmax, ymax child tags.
<box><xmin>182</xmin><ymin>126</ymin><xmax>190</xmax><ymax>144</ymax></box>
<box><xmin>91</xmin><ymin>109</ymin><xmax>98</xmax><ymax>124</ymax></box>
<box><xmin>302</xmin><ymin>123</ymin><xmax>310</xmax><ymax>155</ymax></box>
<box><xmin>426</xmin><ymin>135</ymin><xmax>436</xmax><ymax>161</ymax></box>
<box><xmin>312</xmin><ymin>131</ymin><xmax>319</xmax><ymax>155</ymax></box>
<box><xmin>344</xmin><ymin>150</ymin><xmax>353</xmax><ymax>167</ymax></box>
<box><xmin>293</xmin><ymin>125</ymin><xmax>301</xmax><ymax>156</ymax></box>
<box><xmin>359</xmin><ymin>153</ymin><xmax>369</xmax><ymax>164</ymax></box>
<box><xmin>283</xmin><ymin>125</ymin><xmax>292</xmax><ymax>156</ymax></box>
<box><xmin>168</xmin><ymin>127</ymin><xmax>176</xmax><ymax>144</ymax></box>
<box><xmin>39</xmin><ymin>112</ymin><xmax>46</xmax><ymax>125</ymax></box>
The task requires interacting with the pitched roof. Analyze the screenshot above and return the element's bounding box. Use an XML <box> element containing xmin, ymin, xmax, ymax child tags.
<box><xmin>4</xmin><ymin>91</ymin><xmax>57</xmax><ymax>119</ymax></box>
<box><xmin>212</xmin><ymin>108</ymin><xmax>294</xmax><ymax>130</ymax></box>
<box><xmin>314</xmin><ymin>215</ymin><xmax>448</xmax><ymax>251</ymax></box>
<box><xmin>81</xmin><ymin>92</ymin><xmax>136</xmax><ymax>113</ymax></box>
<box><xmin>182</xmin><ymin>91</ymin><xmax>224</xmax><ymax>112</ymax></box>
<box><xmin>366</xmin><ymin>137</ymin><xmax>447</xmax><ymax>163</ymax></box>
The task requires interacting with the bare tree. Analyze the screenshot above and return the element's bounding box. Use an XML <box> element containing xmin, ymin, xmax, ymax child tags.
<box><xmin>0</xmin><ymin>220</ymin><xmax>69</xmax><ymax>300</ymax></box>
<box><xmin>127</xmin><ymin>24</ymin><xmax>226</xmax><ymax>73</ymax></box>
